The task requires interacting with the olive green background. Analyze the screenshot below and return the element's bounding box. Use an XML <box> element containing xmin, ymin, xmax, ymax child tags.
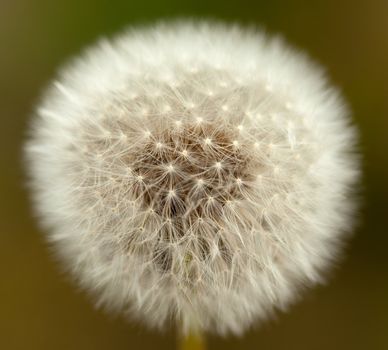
<box><xmin>1</xmin><ymin>0</ymin><xmax>387</xmax><ymax>349</ymax></box>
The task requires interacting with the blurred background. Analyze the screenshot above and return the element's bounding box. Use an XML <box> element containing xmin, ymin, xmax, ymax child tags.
<box><xmin>1</xmin><ymin>0</ymin><xmax>387</xmax><ymax>349</ymax></box>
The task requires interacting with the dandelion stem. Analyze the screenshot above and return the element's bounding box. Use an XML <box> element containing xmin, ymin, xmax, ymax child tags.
<box><xmin>178</xmin><ymin>331</ymin><xmax>205</xmax><ymax>350</ymax></box>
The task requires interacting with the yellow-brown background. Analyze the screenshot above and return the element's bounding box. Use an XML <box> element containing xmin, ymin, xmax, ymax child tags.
<box><xmin>1</xmin><ymin>0</ymin><xmax>387</xmax><ymax>349</ymax></box>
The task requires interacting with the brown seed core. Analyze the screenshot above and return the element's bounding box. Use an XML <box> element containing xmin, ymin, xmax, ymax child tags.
<box><xmin>127</xmin><ymin>122</ymin><xmax>256</xmax><ymax>224</ymax></box>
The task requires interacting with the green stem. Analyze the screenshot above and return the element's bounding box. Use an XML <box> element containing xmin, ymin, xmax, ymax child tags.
<box><xmin>178</xmin><ymin>331</ymin><xmax>205</xmax><ymax>350</ymax></box>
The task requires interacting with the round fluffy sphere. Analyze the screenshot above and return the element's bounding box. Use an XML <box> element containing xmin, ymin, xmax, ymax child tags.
<box><xmin>25</xmin><ymin>20</ymin><xmax>359</xmax><ymax>335</ymax></box>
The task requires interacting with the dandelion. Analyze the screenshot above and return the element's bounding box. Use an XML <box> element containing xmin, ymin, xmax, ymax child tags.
<box><xmin>24</xmin><ymin>19</ymin><xmax>360</xmax><ymax>346</ymax></box>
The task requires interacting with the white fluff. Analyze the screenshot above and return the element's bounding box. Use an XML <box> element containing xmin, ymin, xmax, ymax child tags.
<box><xmin>25</xmin><ymin>20</ymin><xmax>360</xmax><ymax>335</ymax></box>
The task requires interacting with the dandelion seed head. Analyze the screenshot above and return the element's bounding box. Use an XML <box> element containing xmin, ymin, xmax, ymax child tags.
<box><xmin>25</xmin><ymin>20</ymin><xmax>360</xmax><ymax>336</ymax></box>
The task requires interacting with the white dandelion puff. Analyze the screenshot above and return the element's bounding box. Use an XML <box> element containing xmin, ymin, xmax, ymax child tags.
<box><xmin>24</xmin><ymin>20</ymin><xmax>360</xmax><ymax>336</ymax></box>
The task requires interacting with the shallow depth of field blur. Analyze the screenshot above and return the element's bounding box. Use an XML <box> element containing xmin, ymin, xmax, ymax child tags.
<box><xmin>1</xmin><ymin>1</ymin><xmax>387</xmax><ymax>349</ymax></box>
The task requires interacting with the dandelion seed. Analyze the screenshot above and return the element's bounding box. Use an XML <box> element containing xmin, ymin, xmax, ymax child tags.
<box><xmin>285</xmin><ymin>102</ymin><xmax>293</xmax><ymax>110</ymax></box>
<box><xmin>214</xmin><ymin>161</ymin><xmax>222</xmax><ymax>169</ymax></box>
<box><xmin>204</xmin><ymin>138</ymin><xmax>212</xmax><ymax>145</ymax></box>
<box><xmin>163</xmin><ymin>104</ymin><xmax>171</xmax><ymax>112</ymax></box>
<box><xmin>196</xmin><ymin>178</ymin><xmax>204</xmax><ymax>186</ymax></box>
<box><xmin>166</xmin><ymin>164</ymin><xmax>175</xmax><ymax>172</ymax></box>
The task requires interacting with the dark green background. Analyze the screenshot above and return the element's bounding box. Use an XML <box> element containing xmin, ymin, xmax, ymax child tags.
<box><xmin>1</xmin><ymin>0</ymin><xmax>387</xmax><ymax>349</ymax></box>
